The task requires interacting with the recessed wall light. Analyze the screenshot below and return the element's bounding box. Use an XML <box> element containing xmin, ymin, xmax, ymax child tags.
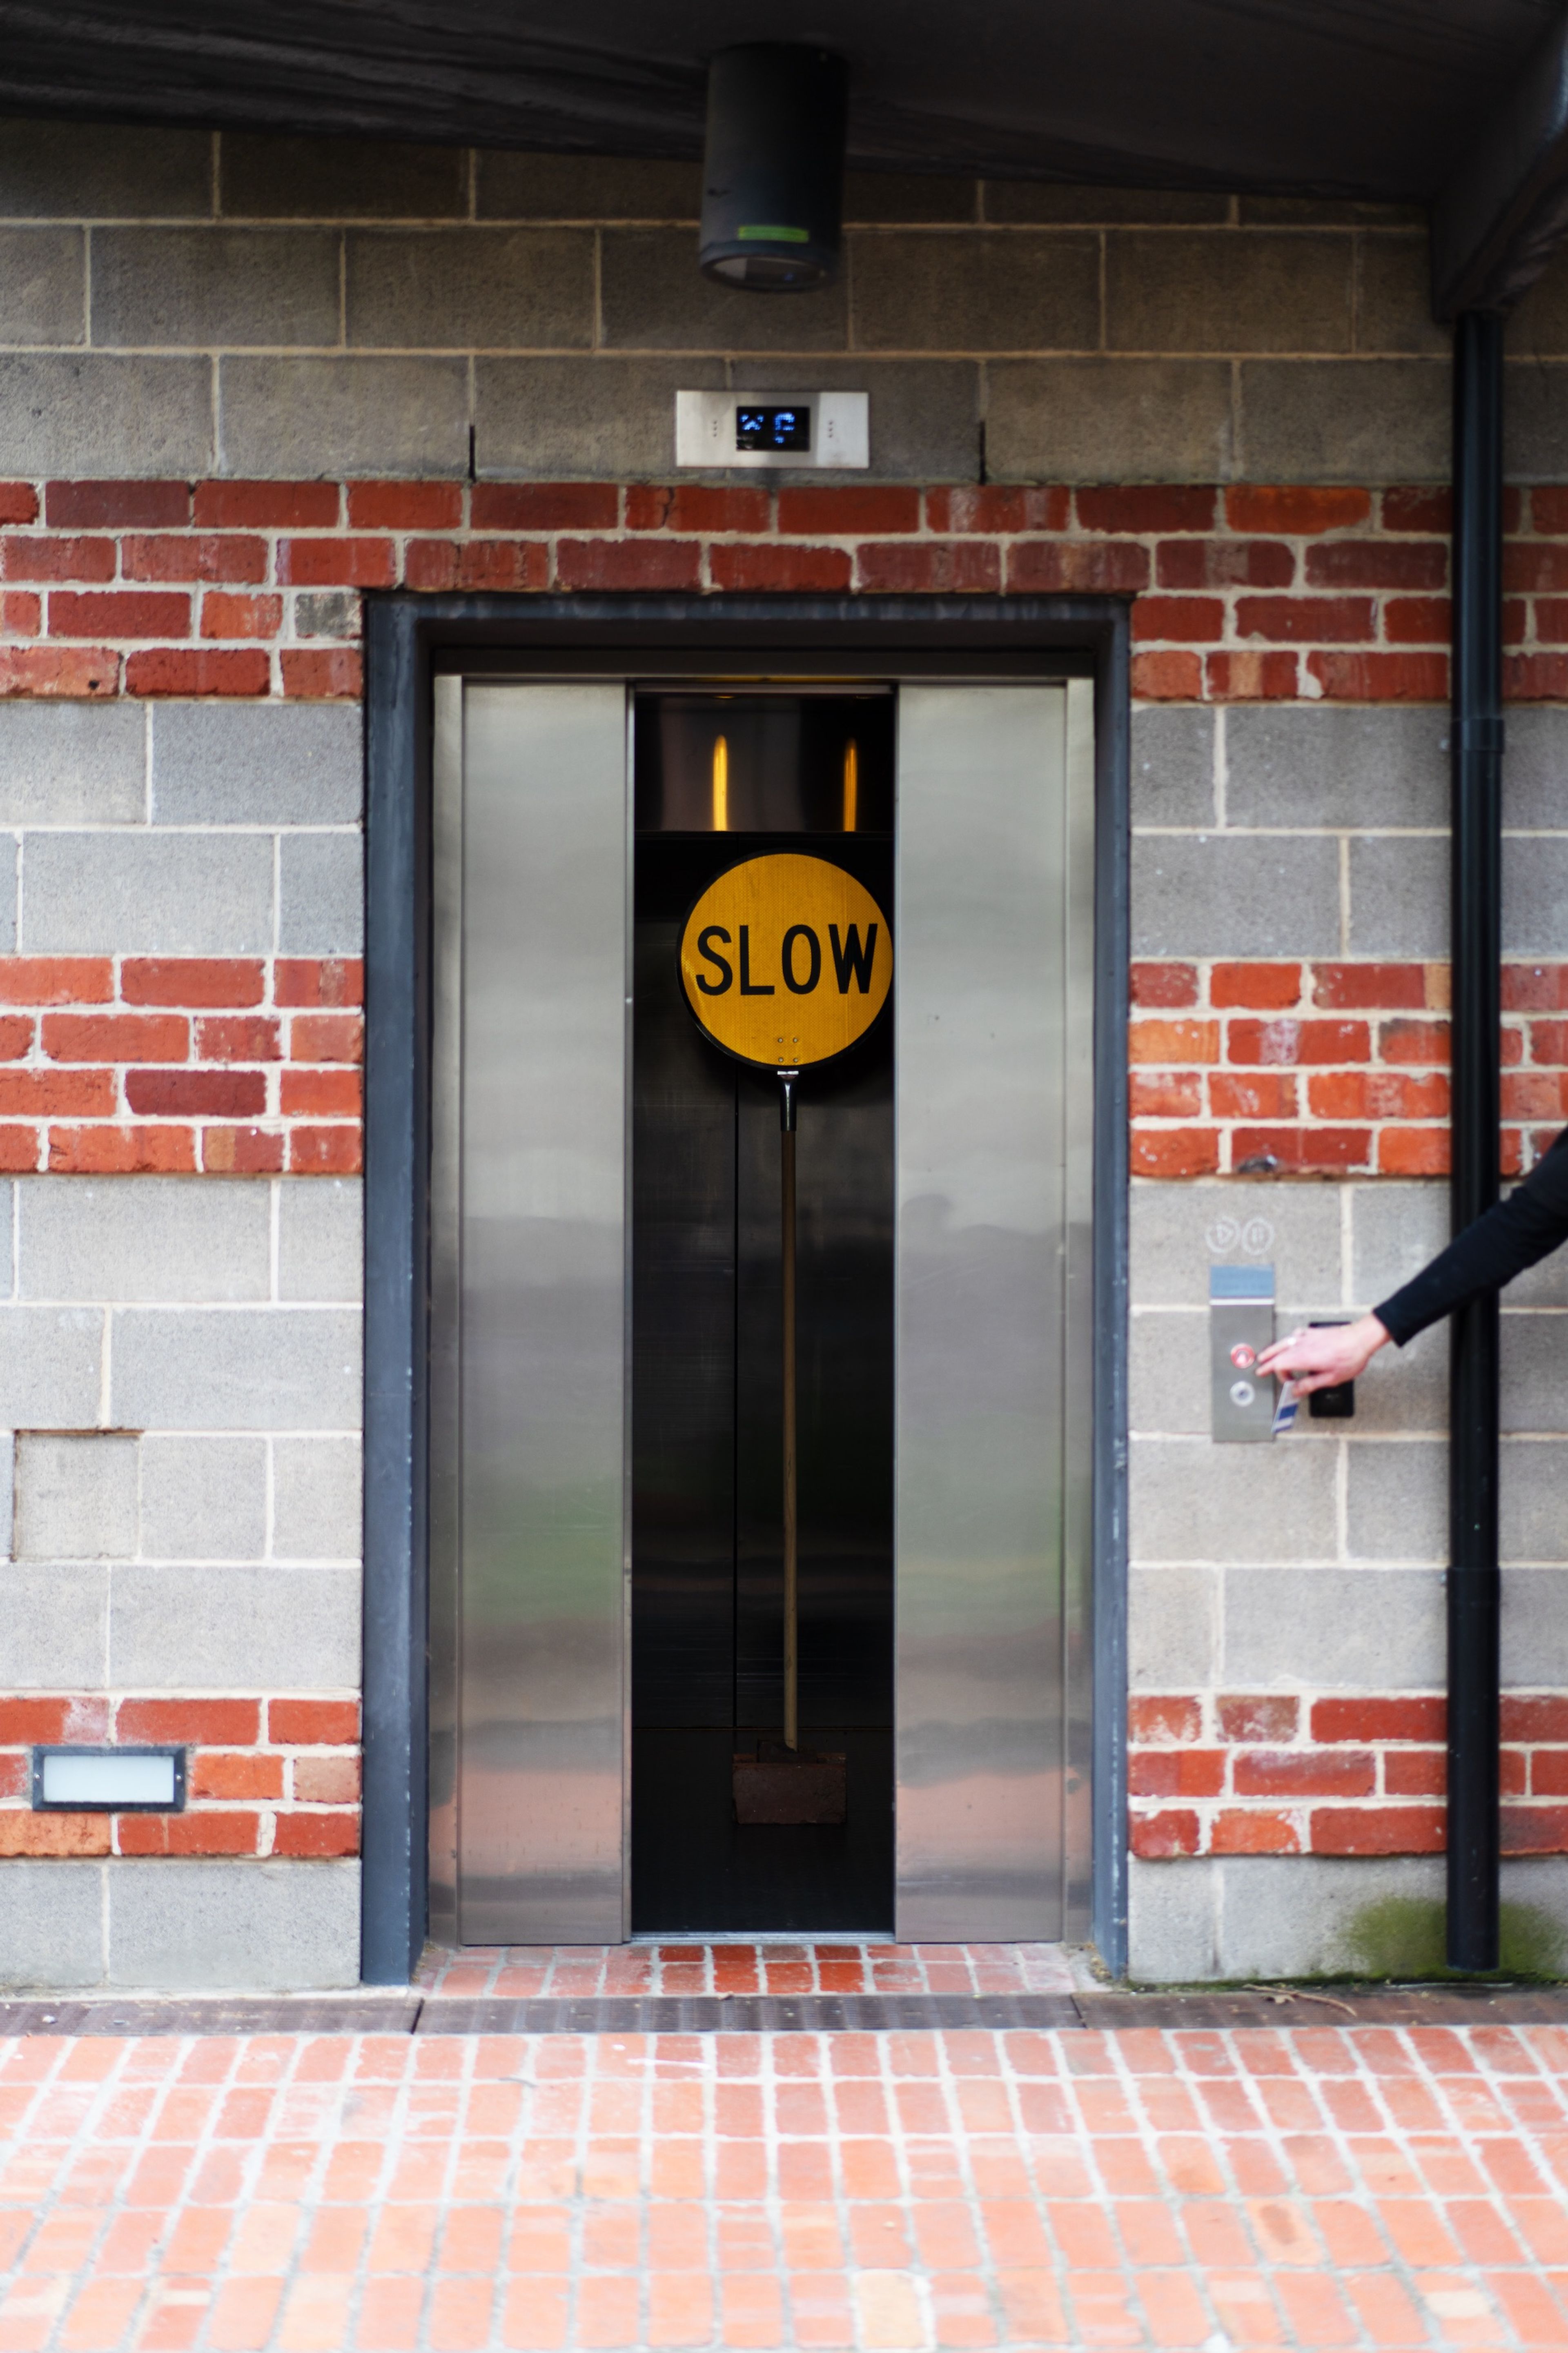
<box><xmin>32</xmin><ymin>1747</ymin><xmax>185</xmax><ymax>1812</ymax></box>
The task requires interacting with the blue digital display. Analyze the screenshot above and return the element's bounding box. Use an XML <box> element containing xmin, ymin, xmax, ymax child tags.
<box><xmin>736</xmin><ymin>405</ymin><xmax>811</xmax><ymax>452</ymax></box>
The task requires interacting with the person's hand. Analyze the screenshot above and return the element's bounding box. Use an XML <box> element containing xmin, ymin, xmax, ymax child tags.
<box><xmin>1256</xmin><ymin>1312</ymin><xmax>1391</xmax><ymax>1396</ymax></box>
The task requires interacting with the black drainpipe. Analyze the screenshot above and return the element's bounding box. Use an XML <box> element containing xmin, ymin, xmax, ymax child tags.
<box><xmin>1448</xmin><ymin>309</ymin><xmax>1505</xmax><ymax>1972</ymax></box>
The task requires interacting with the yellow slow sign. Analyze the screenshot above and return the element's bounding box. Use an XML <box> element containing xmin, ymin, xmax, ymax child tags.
<box><xmin>679</xmin><ymin>853</ymin><xmax>892</xmax><ymax>1069</ymax></box>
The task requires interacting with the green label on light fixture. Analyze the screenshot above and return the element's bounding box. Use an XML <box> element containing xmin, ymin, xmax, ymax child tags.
<box><xmin>737</xmin><ymin>225</ymin><xmax>810</xmax><ymax>242</ymax></box>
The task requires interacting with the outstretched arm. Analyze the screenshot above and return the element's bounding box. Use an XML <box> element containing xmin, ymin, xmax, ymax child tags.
<box><xmin>1368</xmin><ymin>1130</ymin><xmax>1568</xmax><ymax>1345</ymax></box>
<box><xmin>1259</xmin><ymin>1125</ymin><xmax>1568</xmax><ymax>1391</ymax></box>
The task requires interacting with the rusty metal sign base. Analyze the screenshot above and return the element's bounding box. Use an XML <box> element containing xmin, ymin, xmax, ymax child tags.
<box><xmin>733</xmin><ymin>1743</ymin><xmax>848</xmax><ymax>1825</ymax></box>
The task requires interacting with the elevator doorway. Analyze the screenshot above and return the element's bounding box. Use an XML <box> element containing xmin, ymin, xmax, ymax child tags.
<box><xmin>632</xmin><ymin>692</ymin><xmax>895</xmax><ymax>1932</ymax></box>
<box><xmin>428</xmin><ymin>662</ymin><xmax>1096</xmax><ymax>1951</ymax></box>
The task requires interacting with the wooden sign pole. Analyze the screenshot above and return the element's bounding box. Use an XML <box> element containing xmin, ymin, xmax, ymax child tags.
<box><xmin>780</xmin><ymin>1071</ymin><xmax>799</xmax><ymax>1752</ymax></box>
<box><xmin>677</xmin><ymin>853</ymin><xmax>891</xmax><ymax>1828</ymax></box>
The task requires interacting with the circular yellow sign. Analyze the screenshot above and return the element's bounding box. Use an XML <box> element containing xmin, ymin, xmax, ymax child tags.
<box><xmin>679</xmin><ymin>853</ymin><xmax>892</xmax><ymax>1069</ymax></box>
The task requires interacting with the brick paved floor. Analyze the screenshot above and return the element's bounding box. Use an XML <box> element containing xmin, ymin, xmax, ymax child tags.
<box><xmin>5</xmin><ymin>1972</ymin><xmax>1568</xmax><ymax>2348</ymax></box>
<box><xmin>412</xmin><ymin>1944</ymin><xmax>1085</xmax><ymax>2000</ymax></box>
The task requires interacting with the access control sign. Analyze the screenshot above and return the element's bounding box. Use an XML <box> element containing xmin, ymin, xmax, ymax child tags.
<box><xmin>679</xmin><ymin>853</ymin><xmax>892</xmax><ymax>1069</ymax></box>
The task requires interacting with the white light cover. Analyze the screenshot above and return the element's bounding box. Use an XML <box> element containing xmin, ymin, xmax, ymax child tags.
<box><xmin>40</xmin><ymin>1751</ymin><xmax>176</xmax><ymax>1807</ymax></box>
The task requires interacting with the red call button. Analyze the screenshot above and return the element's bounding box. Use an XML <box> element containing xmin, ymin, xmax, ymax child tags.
<box><xmin>1229</xmin><ymin>1343</ymin><xmax>1256</xmax><ymax>1370</ymax></box>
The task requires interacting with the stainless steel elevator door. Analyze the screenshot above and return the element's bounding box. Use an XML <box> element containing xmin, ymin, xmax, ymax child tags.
<box><xmin>894</xmin><ymin>682</ymin><xmax>1094</xmax><ymax>1943</ymax></box>
<box><xmin>438</xmin><ymin>681</ymin><xmax>630</xmax><ymax>1946</ymax></box>
<box><xmin>431</xmin><ymin>670</ymin><xmax>1094</xmax><ymax>1950</ymax></box>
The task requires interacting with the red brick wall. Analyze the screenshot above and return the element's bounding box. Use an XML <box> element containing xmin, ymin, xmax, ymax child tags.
<box><xmin>1130</xmin><ymin>1693</ymin><xmax>1568</xmax><ymax>1861</ymax></box>
<box><xmin>0</xmin><ymin>1697</ymin><xmax>360</xmax><ymax>1858</ymax></box>
<box><xmin>1131</xmin><ymin>958</ymin><xmax>1568</xmax><ymax>1180</ymax></box>
<box><xmin>4</xmin><ymin>473</ymin><xmax>1564</xmax><ymax>708</ymax></box>
<box><xmin>4</xmin><ymin>470</ymin><xmax>1560</xmax><ymax>1180</ymax></box>
<box><xmin>0</xmin><ymin>955</ymin><xmax>361</xmax><ymax>1175</ymax></box>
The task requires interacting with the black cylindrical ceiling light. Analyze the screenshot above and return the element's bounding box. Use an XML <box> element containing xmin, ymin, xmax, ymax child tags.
<box><xmin>699</xmin><ymin>43</ymin><xmax>848</xmax><ymax>290</ymax></box>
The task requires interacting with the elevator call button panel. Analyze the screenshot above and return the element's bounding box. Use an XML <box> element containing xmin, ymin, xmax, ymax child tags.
<box><xmin>679</xmin><ymin>853</ymin><xmax>891</xmax><ymax>1069</ymax></box>
<box><xmin>1210</xmin><ymin>1263</ymin><xmax>1277</xmax><ymax>1443</ymax></box>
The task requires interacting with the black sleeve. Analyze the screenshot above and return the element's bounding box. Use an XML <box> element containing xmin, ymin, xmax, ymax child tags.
<box><xmin>1374</xmin><ymin>1125</ymin><xmax>1568</xmax><ymax>1345</ymax></box>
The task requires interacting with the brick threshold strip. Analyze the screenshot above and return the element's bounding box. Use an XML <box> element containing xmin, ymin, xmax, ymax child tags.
<box><xmin>4</xmin><ymin>1985</ymin><xmax>1568</xmax><ymax>2039</ymax></box>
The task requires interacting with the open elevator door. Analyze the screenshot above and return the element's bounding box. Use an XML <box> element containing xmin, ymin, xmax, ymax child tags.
<box><xmin>632</xmin><ymin>690</ymin><xmax>895</xmax><ymax>1933</ymax></box>
<box><xmin>430</xmin><ymin>671</ymin><xmax>1093</xmax><ymax>1948</ymax></box>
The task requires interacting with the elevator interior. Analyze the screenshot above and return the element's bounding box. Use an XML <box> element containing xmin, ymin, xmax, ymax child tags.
<box><xmin>632</xmin><ymin>691</ymin><xmax>895</xmax><ymax>1932</ymax></box>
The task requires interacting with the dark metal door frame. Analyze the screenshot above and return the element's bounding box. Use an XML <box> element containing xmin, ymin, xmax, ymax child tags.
<box><xmin>361</xmin><ymin>592</ymin><xmax>1132</xmax><ymax>1983</ymax></box>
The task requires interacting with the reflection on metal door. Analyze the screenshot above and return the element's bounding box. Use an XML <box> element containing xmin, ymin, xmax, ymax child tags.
<box><xmin>432</xmin><ymin>672</ymin><xmax>1093</xmax><ymax>1948</ymax></box>
<box><xmin>894</xmin><ymin>684</ymin><xmax>1093</xmax><ymax>1942</ymax></box>
<box><xmin>431</xmin><ymin>680</ymin><xmax>629</xmax><ymax>1946</ymax></box>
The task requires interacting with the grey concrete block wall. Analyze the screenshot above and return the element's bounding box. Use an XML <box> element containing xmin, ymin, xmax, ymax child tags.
<box><xmin>149</xmin><ymin>704</ymin><xmax>362</xmax><ymax>827</ymax></box>
<box><xmin>109</xmin><ymin>1563</ymin><xmax>359</xmax><ymax>1686</ymax></box>
<box><xmin>0</xmin><ymin>1857</ymin><xmax>359</xmax><ymax>1990</ymax></box>
<box><xmin>1128</xmin><ymin>1566</ymin><xmax>1217</xmax><ymax>1689</ymax></box>
<box><xmin>5</xmin><ymin>115</ymin><xmax>1555</xmax><ymax>482</ymax></box>
<box><xmin>346</xmin><ymin>227</ymin><xmax>595</xmax><ymax>349</ymax></box>
<box><xmin>0</xmin><ymin>704</ymin><xmax>145</xmax><ymax>828</ymax></box>
<box><xmin>272</xmin><ymin>1437</ymin><xmax>362</xmax><ymax>1561</ymax></box>
<box><xmin>1132</xmin><ymin>835</ymin><xmax>1342</xmax><ymax>958</ymax></box>
<box><xmin>1105</xmin><ymin>231</ymin><xmax>1352</xmax><ymax>353</ymax></box>
<box><xmin>221</xmin><ymin>135</ymin><xmax>465</xmax><ymax>219</ymax></box>
<box><xmin>0</xmin><ymin>699</ymin><xmax>363</xmax><ymax>977</ymax></box>
<box><xmin>15</xmin><ymin>1436</ymin><xmax>138</xmax><ymax>1561</ymax></box>
<box><xmin>0</xmin><ymin>354</ymin><xmax>214</xmax><ymax>477</ymax></box>
<box><xmin>1224</xmin><ymin>707</ymin><xmax>1450</xmax><ymax>832</ymax></box>
<box><xmin>1129</xmin><ymin>707</ymin><xmax>1216</xmax><ymax>829</ymax></box>
<box><xmin>109</xmin><ymin>1309</ymin><xmax>361</xmax><ymax>1430</ymax></box>
<box><xmin>849</xmin><ymin>231</ymin><xmax>1099</xmax><ymax>352</ymax></box>
<box><xmin>20</xmin><ymin>833</ymin><xmax>276</xmax><ymax>956</ymax></box>
<box><xmin>277</xmin><ymin>1180</ymin><xmax>362</xmax><ymax>1303</ymax></box>
<box><xmin>986</xmin><ymin>358</ymin><xmax>1234</xmax><ymax>487</ymax></box>
<box><xmin>0</xmin><ymin>1175</ymin><xmax>364</xmax><ymax>1696</ymax></box>
<box><xmin>1130</xmin><ymin>1182</ymin><xmax>1442</xmax><ymax>1713</ymax></box>
<box><xmin>107</xmin><ymin>1858</ymin><xmax>360</xmax><ymax>1989</ymax></box>
<box><xmin>93</xmin><ymin>228</ymin><xmax>341</xmax><ymax>349</ymax></box>
<box><xmin>474</xmin><ymin>354</ymin><xmax>725</xmax><ymax>480</ymax></box>
<box><xmin>1129</xmin><ymin>1180</ymin><xmax>1568</xmax><ymax>1709</ymax></box>
<box><xmin>1125</xmin><ymin>574</ymin><xmax>1568</xmax><ymax>1985</ymax></box>
<box><xmin>0</xmin><ymin>1308</ymin><xmax>104</xmax><ymax>1425</ymax></box>
<box><xmin>277</xmin><ymin>833</ymin><xmax>365</xmax><ymax>955</ymax></box>
<box><xmin>1127</xmin><ymin>702</ymin><xmax>1568</xmax><ymax>977</ymax></box>
<box><xmin>0</xmin><ymin>642</ymin><xmax>372</xmax><ymax>1987</ymax></box>
<box><xmin>0</xmin><ymin>120</ymin><xmax>212</xmax><ymax>217</ymax></box>
<box><xmin>1129</xmin><ymin>1852</ymin><xmax>1568</xmax><ymax>1983</ymax></box>
<box><xmin>1223</xmin><ymin>1567</ymin><xmax>1446</xmax><ymax>1685</ymax></box>
<box><xmin>139</xmin><ymin>1436</ymin><xmax>268</xmax><ymax>1560</ymax></box>
<box><xmin>1127</xmin><ymin>695</ymin><xmax>1568</xmax><ymax>1974</ymax></box>
<box><xmin>218</xmin><ymin>353</ymin><xmax>470</xmax><ymax>479</ymax></box>
<box><xmin>0</xmin><ymin>1569</ymin><xmax>107</xmax><ymax>1690</ymax></box>
<box><xmin>0</xmin><ymin>1130</ymin><xmax>363</xmax><ymax>1990</ymax></box>
<box><xmin>18</xmin><ymin>1178</ymin><xmax>273</xmax><ymax>1302</ymax></box>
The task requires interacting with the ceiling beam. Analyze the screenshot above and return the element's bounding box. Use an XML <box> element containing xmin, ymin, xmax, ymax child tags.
<box><xmin>1432</xmin><ymin>5</ymin><xmax>1568</xmax><ymax>319</ymax></box>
